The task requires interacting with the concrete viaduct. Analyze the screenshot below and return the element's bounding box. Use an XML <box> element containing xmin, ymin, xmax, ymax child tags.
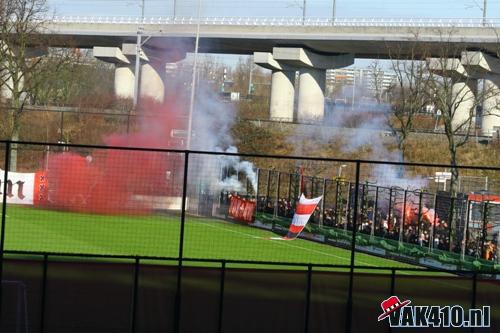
<box><xmin>45</xmin><ymin>16</ymin><xmax>500</xmax><ymax>135</ymax></box>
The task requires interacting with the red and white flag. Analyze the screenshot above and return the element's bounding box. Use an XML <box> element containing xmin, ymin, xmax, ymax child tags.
<box><xmin>271</xmin><ymin>193</ymin><xmax>322</xmax><ymax>240</ymax></box>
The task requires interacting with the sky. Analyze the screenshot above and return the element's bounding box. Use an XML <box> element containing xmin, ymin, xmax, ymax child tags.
<box><xmin>48</xmin><ymin>0</ymin><xmax>500</xmax><ymax>18</ymax></box>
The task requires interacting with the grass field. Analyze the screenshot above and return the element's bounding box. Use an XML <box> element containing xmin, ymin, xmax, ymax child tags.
<box><xmin>1</xmin><ymin>205</ymin><xmax>419</xmax><ymax>270</ymax></box>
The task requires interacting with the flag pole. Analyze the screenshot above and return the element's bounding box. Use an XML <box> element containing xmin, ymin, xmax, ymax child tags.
<box><xmin>299</xmin><ymin>166</ymin><xmax>305</xmax><ymax>195</ymax></box>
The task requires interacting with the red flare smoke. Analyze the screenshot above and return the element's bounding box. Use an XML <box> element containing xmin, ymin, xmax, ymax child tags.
<box><xmin>43</xmin><ymin>100</ymin><xmax>186</xmax><ymax>215</ymax></box>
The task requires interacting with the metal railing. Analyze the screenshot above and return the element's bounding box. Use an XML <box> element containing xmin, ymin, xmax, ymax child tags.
<box><xmin>51</xmin><ymin>16</ymin><xmax>500</xmax><ymax>28</ymax></box>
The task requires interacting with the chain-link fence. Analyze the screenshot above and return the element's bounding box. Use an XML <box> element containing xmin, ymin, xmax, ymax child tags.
<box><xmin>1</xmin><ymin>140</ymin><xmax>499</xmax><ymax>333</ymax></box>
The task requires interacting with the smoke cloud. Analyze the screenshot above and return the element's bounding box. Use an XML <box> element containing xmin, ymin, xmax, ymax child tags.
<box><xmin>290</xmin><ymin>88</ymin><xmax>427</xmax><ymax>190</ymax></box>
<box><xmin>43</xmin><ymin>57</ymin><xmax>257</xmax><ymax>214</ymax></box>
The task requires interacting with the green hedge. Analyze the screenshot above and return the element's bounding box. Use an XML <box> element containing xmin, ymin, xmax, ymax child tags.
<box><xmin>254</xmin><ymin>212</ymin><xmax>499</xmax><ymax>273</ymax></box>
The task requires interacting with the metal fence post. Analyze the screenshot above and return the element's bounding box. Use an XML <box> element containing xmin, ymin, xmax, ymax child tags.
<box><xmin>217</xmin><ymin>260</ymin><xmax>226</xmax><ymax>333</ymax></box>
<box><xmin>255</xmin><ymin>168</ymin><xmax>260</xmax><ymax>204</ymax></box>
<box><xmin>388</xmin><ymin>268</ymin><xmax>396</xmax><ymax>333</ymax></box>
<box><xmin>40</xmin><ymin>254</ymin><xmax>48</xmax><ymax>333</ymax></box>
<box><xmin>388</xmin><ymin>188</ymin><xmax>393</xmax><ymax>231</ymax></box>
<box><xmin>275</xmin><ymin>172</ymin><xmax>281</xmax><ymax>217</ymax></box>
<box><xmin>346</xmin><ymin>160</ymin><xmax>361</xmax><ymax>333</ymax></box>
<box><xmin>345</xmin><ymin>183</ymin><xmax>352</xmax><ymax>231</ymax></box>
<box><xmin>417</xmin><ymin>191</ymin><xmax>423</xmax><ymax>243</ymax></box>
<box><xmin>174</xmin><ymin>151</ymin><xmax>190</xmax><ymax>333</ymax></box>
<box><xmin>288</xmin><ymin>173</ymin><xmax>292</xmax><ymax>203</ymax></box>
<box><xmin>373</xmin><ymin>186</ymin><xmax>379</xmax><ymax>238</ymax></box>
<box><xmin>59</xmin><ymin>112</ymin><xmax>65</xmax><ymax>142</ymax></box>
<box><xmin>400</xmin><ymin>190</ymin><xmax>407</xmax><ymax>243</ymax></box>
<box><xmin>480</xmin><ymin>202</ymin><xmax>489</xmax><ymax>259</ymax></box>
<box><xmin>266</xmin><ymin>169</ymin><xmax>271</xmax><ymax>206</ymax></box>
<box><xmin>360</xmin><ymin>184</ymin><xmax>366</xmax><ymax>229</ymax></box>
<box><xmin>334</xmin><ymin>180</ymin><xmax>340</xmax><ymax>224</ymax></box>
<box><xmin>0</xmin><ymin>141</ymin><xmax>11</xmax><ymax>324</ymax></box>
<box><xmin>448</xmin><ymin>196</ymin><xmax>455</xmax><ymax>252</ymax></box>
<box><xmin>462</xmin><ymin>201</ymin><xmax>472</xmax><ymax>261</ymax></box>
<box><xmin>130</xmin><ymin>257</ymin><xmax>140</xmax><ymax>333</ymax></box>
<box><xmin>304</xmin><ymin>264</ymin><xmax>312</xmax><ymax>333</ymax></box>
<box><xmin>320</xmin><ymin>179</ymin><xmax>326</xmax><ymax>227</ymax></box>
<box><xmin>431</xmin><ymin>193</ymin><xmax>438</xmax><ymax>251</ymax></box>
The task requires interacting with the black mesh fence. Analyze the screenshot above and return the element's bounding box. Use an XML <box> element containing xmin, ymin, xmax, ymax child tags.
<box><xmin>0</xmin><ymin>140</ymin><xmax>499</xmax><ymax>332</ymax></box>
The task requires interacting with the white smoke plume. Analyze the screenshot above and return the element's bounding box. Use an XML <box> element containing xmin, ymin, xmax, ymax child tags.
<box><xmin>289</xmin><ymin>92</ymin><xmax>428</xmax><ymax>190</ymax></box>
<box><xmin>188</xmin><ymin>83</ymin><xmax>257</xmax><ymax>194</ymax></box>
<box><xmin>217</xmin><ymin>146</ymin><xmax>257</xmax><ymax>192</ymax></box>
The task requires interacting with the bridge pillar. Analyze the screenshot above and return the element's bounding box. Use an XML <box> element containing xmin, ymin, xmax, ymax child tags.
<box><xmin>460</xmin><ymin>51</ymin><xmax>500</xmax><ymax>136</ymax></box>
<box><xmin>94</xmin><ymin>46</ymin><xmax>136</xmax><ymax>100</ymax></box>
<box><xmin>451</xmin><ymin>79</ymin><xmax>477</xmax><ymax>131</ymax></box>
<box><xmin>0</xmin><ymin>45</ymin><xmax>45</xmax><ymax>100</ymax></box>
<box><xmin>482</xmin><ymin>76</ymin><xmax>500</xmax><ymax>136</ymax></box>
<box><xmin>297</xmin><ymin>68</ymin><xmax>325</xmax><ymax>122</ymax></box>
<box><xmin>94</xmin><ymin>45</ymin><xmax>186</xmax><ymax>103</ymax></box>
<box><xmin>273</xmin><ymin>47</ymin><xmax>354</xmax><ymax>122</ymax></box>
<box><xmin>270</xmin><ymin>70</ymin><xmax>295</xmax><ymax>121</ymax></box>
<box><xmin>140</xmin><ymin>62</ymin><xmax>165</xmax><ymax>102</ymax></box>
<box><xmin>114</xmin><ymin>65</ymin><xmax>135</xmax><ymax>99</ymax></box>
<box><xmin>254</xmin><ymin>52</ymin><xmax>296</xmax><ymax>121</ymax></box>
<box><xmin>428</xmin><ymin>57</ymin><xmax>476</xmax><ymax>132</ymax></box>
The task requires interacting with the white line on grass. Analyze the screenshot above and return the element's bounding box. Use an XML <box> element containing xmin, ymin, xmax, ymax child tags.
<box><xmin>192</xmin><ymin>219</ymin><xmax>377</xmax><ymax>266</ymax></box>
<box><xmin>193</xmin><ymin>221</ymin><xmax>466</xmax><ymax>278</ymax></box>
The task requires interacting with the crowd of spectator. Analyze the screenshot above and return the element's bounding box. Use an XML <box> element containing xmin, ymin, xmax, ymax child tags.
<box><xmin>253</xmin><ymin>194</ymin><xmax>498</xmax><ymax>262</ymax></box>
<box><xmin>224</xmin><ymin>191</ymin><xmax>498</xmax><ymax>262</ymax></box>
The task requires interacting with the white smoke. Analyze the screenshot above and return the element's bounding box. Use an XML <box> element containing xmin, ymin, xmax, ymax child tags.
<box><xmin>217</xmin><ymin>175</ymin><xmax>243</xmax><ymax>192</ymax></box>
<box><xmin>217</xmin><ymin>146</ymin><xmax>257</xmax><ymax>192</ymax></box>
<box><xmin>188</xmin><ymin>83</ymin><xmax>257</xmax><ymax>194</ymax></box>
<box><xmin>289</xmin><ymin>91</ymin><xmax>428</xmax><ymax>190</ymax></box>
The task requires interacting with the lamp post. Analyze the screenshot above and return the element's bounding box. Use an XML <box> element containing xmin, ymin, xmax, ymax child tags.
<box><xmin>302</xmin><ymin>0</ymin><xmax>306</xmax><ymax>25</ymax></box>
<box><xmin>332</xmin><ymin>0</ymin><xmax>337</xmax><ymax>23</ymax></box>
<box><xmin>186</xmin><ymin>0</ymin><xmax>202</xmax><ymax>149</ymax></box>
<box><xmin>483</xmin><ymin>0</ymin><xmax>487</xmax><ymax>26</ymax></box>
<box><xmin>351</xmin><ymin>71</ymin><xmax>356</xmax><ymax>111</ymax></box>
<box><xmin>133</xmin><ymin>31</ymin><xmax>142</xmax><ymax>107</ymax></box>
<box><xmin>133</xmin><ymin>0</ymin><xmax>145</xmax><ymax>107</ymax></box>
<box><xmin>247</xmin><ymin>58</ymin><xmax>255</xmax><ymax>97</ymax></box>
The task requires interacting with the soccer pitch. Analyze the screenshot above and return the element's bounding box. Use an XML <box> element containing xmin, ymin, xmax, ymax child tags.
<box><xmin>2</xmin><ymin>205</ymin><xmax>418</xmax><ymax>269</ymax></box>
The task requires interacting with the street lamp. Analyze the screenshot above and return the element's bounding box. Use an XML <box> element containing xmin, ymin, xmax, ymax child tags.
<box><xmin>247</xmin><ymin>58</ymin><xmax>255</xmax><ymax>97</ymax></box>
<box><xmin>287</xmin><ymin>1</ymin><xmax>307</xmax><ymax>25</ymax></box>
<box><xmin>332</xmin><ymin>0</ymin><xmax>337</xmax><ymax>23</ymax></box>
<box><xmin>186</xmin><ymin>0</ymin><xmax>202</xmax><ymax>150</ymax></box>
<box><xmin>133</xmin><ymin>0</ymin><xmax>146</xmax><ymax>107</ymax></box>
<box><xmin>351</xmin><ymin>71</ymin><xmax>356</xmax><ymax>111</ymax></box>
<box><xmin>302</xmin><ymin>0</ymin><xmax>306</xmax><ymax>25</ymax></box>
<box><xmin>483</xmin><ymin>0</ymin><xmax>487</xmax><ymax>26</ymax></box>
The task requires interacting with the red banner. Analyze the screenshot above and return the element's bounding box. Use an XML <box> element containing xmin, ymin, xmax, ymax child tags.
<box><xmin>1</xmin><ymin>169</ymin><xmax>48</xmax><ymax>206</ymax></box>
<box><xmin>228</xmin><ymin>195</ymin><xmax>255</xmax><ymax>223</ymax></box>
<box><xmin>33</xmin><ymin>171</ymin><xmax>49</xmax><ymax>206</ymax></box>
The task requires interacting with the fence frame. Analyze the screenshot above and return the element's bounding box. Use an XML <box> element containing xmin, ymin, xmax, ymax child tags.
<box><xmin>1</xmin><ymin>140</ymin><xmax>499</xmax><ymax>333</ymax></box>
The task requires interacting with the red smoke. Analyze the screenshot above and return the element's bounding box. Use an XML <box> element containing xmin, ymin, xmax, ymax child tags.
<box><xmin>394</xmin><ymin>203</ymin><xmax>440</xmax><ymax>226</ymax></box>
<box><xmin>43</xmin><ymin>99</ymin><xmax>186</xmax><ymax>215</ymax></box>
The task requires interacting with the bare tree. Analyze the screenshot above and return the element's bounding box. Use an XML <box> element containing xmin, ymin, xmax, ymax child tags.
<box><xmin>0</xmin><ymin>0</ymin><xmax>76</xmax><ymax>170</ymax></box>
<box><xmin>368</xmin><ymin>60</ymin><xmax>384</xmax><ymax>104</ymax></box>
<box><xmin>387</xmin><ymin>40</ymin><xmax>432</xmax><ymax>165</ymax></box>
<box><xmin>426</xmin><ymin>37</ymin><xmax>499</xmax><ymax>196</ymax></box>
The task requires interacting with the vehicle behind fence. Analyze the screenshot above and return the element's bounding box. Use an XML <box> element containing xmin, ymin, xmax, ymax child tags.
<box><xmin>0</xmin><ymin>140</ymin><xmax>499</xmax><ymax>333</ymax></box>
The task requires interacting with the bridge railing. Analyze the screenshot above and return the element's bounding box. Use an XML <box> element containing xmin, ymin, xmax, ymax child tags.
<box><xmin>51</xmin><ymin>16</ymin><xmax>500</xmax><ymax>27</ymax></box>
